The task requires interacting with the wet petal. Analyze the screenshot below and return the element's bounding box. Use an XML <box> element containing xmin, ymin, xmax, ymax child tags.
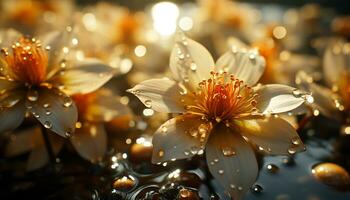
<box><xmin>296</xmin><ymin>71</ymin><xmax>342</xmax><ymax>119</ymax></box>
<box><xmin>170</xmin><ymin>33</ymin><xmax>215</xmax><ymax>88</ymax></box>
<box><xmin>84</xmin><ymin>89</ymin><xmax>132</xmax><ymax>122</ymax></box>
<box><xmin>205</xmin><ymin>125</ymin><xmax>258</xmax><ymax>200</ymax></box>
<box><xmin>5</xmin><ymin>127</ymin><xmax>39</xmax><ymax>157</ymax></box>
<box><xmin>255</xmin><ymin>84</ymin><xmax>306</xmax><ymax>114</ymax></box>
<box><xmin>27</xmin><ymin>131</ymin><xmax>64</xmax><ymax>171</ymax></box>
<box><xmin>26</xmin><ymin>87</ymin><xmax>78</xmax><ymax>138</ymax></box>
<box><xmin>215</xmin><ymin>48</ymin><xmax>265</xmax><ymax>86</ymax></box>
<box><xmin>51</xmin><ymin>59</ymin><xmax>114</xmax><ymax>95</ymax></box>
<box><xmin>235</xmin><ymin>116</ymin><xmax>305</xmax><ymax>155</ymax></box>
<box><xmin>151</xmin><ymin>114</ymin><xmax>212</xmax><ymax>164</ymax></box>
<box><xmin>70</xmin><ymin>122</ymin><xmax>107</xmax><ymax>163</ymax></box>
<box><xmin>128</xmin><ymin>78</ymin><xmax>185</xmax><ymax>113</ymax></box>
<box><xmin>40</xmin><ymin>30</ymin><xmax>73</xmax><ymax>78</ymax></box>
<box><xmin>323</xmin><ymin>41</ymin><xmax>350</xmax><ymax>87</ymax></box>
<box><xmin>0</xmin><ymin>100</ymin><xmax>25</xmax><ymax>133</ymax></box>
<box><xmin>0</xmin><ymin>77</ymin><xmax>19</xmax><ymax>92</ymax></box>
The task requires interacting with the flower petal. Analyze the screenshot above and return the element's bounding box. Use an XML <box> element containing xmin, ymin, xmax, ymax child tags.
<box><xmin>27</xmin><ymin>131</ymin><xmax>64</xmax><ymax>171</ymax></box>
<box><xmin>84</xmin><ymin>89</ymin><xmax>132</xmax><ymax>122</ymax></box>
<box><xmin>70</xmin><ymin>122</ymin><xmax>107</xmax><ymax>163</ymax></box>
<box><xmin>323</xmin><ymin>41</ymin><xmax>349</xmax><ymax>87</ymax></box>
<box><xmin>296</xmin><ymin>71</ymin><xmax>342</xmax><ymax>119</ymax></box>
<box><xmin>205</xmin><ymin>124</ymin><xmax>258</xmax><ymax>200</ymax></box>
<box><xmin>26</xmin><ymin>87</ymin><xmax>78</xmax><ymax>138</ymax></box>
<box><xmin>215</xmin><ymin>48</ymin><xmax>265</xmax><ymax>86</ymax></box>
<box><xmin>0</xmin><ymin>100</ymin><xmax>25</xmax><ymax>133</ymax></box>
<box><xmin>51</xmin><ymin>59</ymin><xmax>114</xmax><ymax>95</ymax></box>
<box><xmin>170</xmin><ymin>33</ymin><xmax>215</xmax><ymax>88</ymax></box>
<box><xmin>0</xmin><ymin>29</ymin><xmax>22</xmax><ymax>48</ymax></box>
<box><xmin>255</xmin><ymin>84</ymin><xmax>306</xmax><ymax>114</ymax></box>
<box><xmin>151</xmin><ymin>114</ymin><xmax>212</xmax><ymax>164</ymax></box>
<box><xmin>128</xmin><ymin>78</ymin><xmax>186</xmax><ymax>113</ymax></box>
<box><xmin>40</xmin><ymin>30</ymin><xmax>73</xmax><ymax>79</ymax></box>
<box><xmin>5</xmin><ymin>127</ymin><xmax>38</xmax><ymax>157</ymax></box>
<box><xmin>0</xmin><ymin>77</ymin><xmax>19</xmax><ymax>92</ymax></box>
<box><xmin>235</xmin><ymin>116</ymin><xmax>305</xmax><ymax>155</ymax></box>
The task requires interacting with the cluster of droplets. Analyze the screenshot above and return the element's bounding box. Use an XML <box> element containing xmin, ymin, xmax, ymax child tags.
<box><xmin>183</xmin><ymin>71</ymin><xmax>258</xmax><ymax>124</ymax></box>
<box><xmin>25</xmin><ymin>88</ymin><xmax>74</xmax><ymax>137</ymax></box>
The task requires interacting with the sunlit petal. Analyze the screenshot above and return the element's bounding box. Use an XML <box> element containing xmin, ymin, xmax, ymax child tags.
<box><xmin>206</xmin><ymin>124</ymin><xmax>258</xmax><ymax>200</ymax></box>
<box><xmin>215</xmin><ymin>48</ymin><xmax>265</xmax><ymax>86</ymax></box>
<box><xmin>26</xmin><ymin>87</ymin><xmax>78</xmax><ymax>138</ymax></box>
<box><xmin>51</xmin><ymin>59</ymin><xmax>114</xmax><ymax>95</ymax></box>
<box><xmin>128</xmin><ymin>78</ymin><xmax>186</xmax><ymax>113</ymax></box>
<box><xmin>255</xmin><ymin>84</ymin><xmax>305</xmax><ymax>114</ymax></box>
<box><xmin>235</xmin><ymin>116</ymin><xmax>305</xmax><ymax>155</ymax></box>
<box><xmin>70</xmin><ymin>122</ymin><xmax>107</xmax><ymax>163</ymax></box>
<box><xmin>151</xmin><ymin>114</ymin><xmax>212</xmax><ymax>164</ymax></box>
<box><xmin>170</xmin><ymin>32</ymin><xmax>215</xmax><ymax>89</ymax></box>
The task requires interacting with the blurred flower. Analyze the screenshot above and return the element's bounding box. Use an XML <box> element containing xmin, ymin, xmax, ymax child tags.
<box><xmin>220</xmin><ymin>37</ymin><xmax>320</xmax><ymax>86</ymax></box>
<box><xmin>4</xmin><ymin>127</ymin><xmax>64</xmax><ymax>171</ymax></box>
<box><xmin>297</xmin><ymin>40</ymin><xmax>350</xmax><ymax>124</ymax></box>
<box><xmin>0</xmin><ymin>0</ymin><xmax>74</xmax><ymax>35</ymax></box>
<box><xmin>70</xmin><ymin>89</ymin><xmax>132</xmax><ymax>162</ymax></box>
<box><xmin>194</xmin><ymin>0</ymin><xmax>260</xmax><ymax>42</ymax></box>
<box><xmin>129</xmin><ymin>33</ymin><xmax>307</xmax><ymax>199</ymax></box>
<box><xmin>0</xmin><ymin>29</ymin><xmax>114</xmax><ymax>137</ymax></box>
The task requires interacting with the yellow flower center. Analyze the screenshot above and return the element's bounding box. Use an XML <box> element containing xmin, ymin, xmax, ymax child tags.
<box><xmin>1</xmin><ymin>37</ymin><xmax>48</xmax><ymax>85</ymax></box>
<box><xmin>185</xmin><ymin>71</ymin><xmax>258</xmax><ymax>123</ymax></box>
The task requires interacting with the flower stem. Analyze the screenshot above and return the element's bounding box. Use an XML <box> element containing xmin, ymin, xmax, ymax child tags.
<box><xmin>40</xmin><ymin>125</ymin><xmax>56</xmax><ymax>165</ymax></box>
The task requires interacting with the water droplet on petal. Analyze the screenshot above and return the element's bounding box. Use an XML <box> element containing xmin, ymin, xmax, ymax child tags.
<box><xmin>190</xmin><ymin>63</ymin><xmax>197</xmax><ymax>71</ymax></box>
<box><xmin>27</xmin><ymin>90</ymin><xmax>39</xmax><ymax>102</ymax></box>
<box><xmin>44</xmin><ymin>121</ymin><xmax>52</xmax><ymax>129</ymax></box>
<box><xmin>144</xmin><ymin>100</ymin><xmax>152</xmax><ymax>108</ymax></box>
<box><xmin>251</xmin><ymin>184</ymin><xmax>263</xmax><ymax>193</ymax></box>
<box><xmin>222</xmin><ymin>146</ymin><xmax>236</xmax><ymax>157</ymax></box>
<box><xmin>288</xmin><ymin>147</ymin><xmax>296</xmax><ymax>155</ymax></box>
<box><xmin>63</xmin><ymin>97</ymin><xmax>73</xmax><ymax>107</ymax></box>
<box><xmin>65</xmin><ymin>131</ymin><xmax>72</xmax><ymax>137</ymax></box>
<box><xmin>218</xmin><ymin>170</ymin><xmax>224</xmax><ymax>175</ymax></box>
<box><xmin>291</xmin><ymin>137</ymin><xmax>301</xmax><ymax>145</ymax></box>
<box><xmin>266</xmin><ymin>164</ymin><xmax>279</xmax><ymax>173</ymax></box>
<box><xmin>158</xmin><ymin>149</ymin><xmax>164</xmax><ymax>157</ymax></box>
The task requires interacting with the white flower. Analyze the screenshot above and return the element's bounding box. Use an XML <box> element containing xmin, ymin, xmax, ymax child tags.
<box><xmin>296</xmin><ymin>40</ymin><xmax>350</xmax><ymax>122</ymax></box>
<box><xmin>0</xmin><ymin>29</ymin><xmax>114</xmax><ymax>137</ymax></box>
<box><xmin>129</xmin><ymin>33</ymin><xmax>306</xmax><ymax>199</ymax></box>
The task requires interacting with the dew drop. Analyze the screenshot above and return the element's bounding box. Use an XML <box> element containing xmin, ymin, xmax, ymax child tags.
<box><xmin>291</xmin><ymin>137</ymin><xmax>301</xmax><ymax>145</ymax></box>
<box><xmin>237</xmin><ymin>186</ymin><xmax>243</xmax><ymax>191</ymax></box>
<box><xmin>43</xmin><ymin>103</ymin><xmax>50</xmax><ymax>108</ymax></box>
<box><xmin>252</xmin><ymin>184</ymin><xmax>263</xmax><ymax>193</ymax></box>
<box><xmin>158</xmin><ymin>149</ymin><xmax>164</xmax><ymax>157</ymax></box>
<box><xmin>65</xmin><ymin>131</ymin><xmax>72</xmax><ymax>137</ymax></box>
<box><xmin>44</xmin><ymin>121</ymin><xmax>52</xmax><ymax>129</ymax></box>
<box><xmin>266</xmin><ymin>164</ymin><xmax>279</xmax><ymax>173</ymax></box>
<box><xmin>27</xmin><ymin>90</ymin><xmax>39</xmax><ymax>102</ymax></box>
<box><xmin>161</xmin><ymin>126</ymin><xmax>167</xmax><ymax>133</ymax></box>
<box><xmin>184</xmin><ymin>150</ymin><xmax>190</xmax><ymax>156</ymax></box>
<box><xmin>218</xmin><ymin>170</ymin><xmax>224</xmax><ymax>175</ymax></box>
<box><xmin>63</xmin><ymin>97</ymin><xmax>73</xmax><ymax>107</ymax></box>
<box><xmin>222</xmin><ymin>146</ymin><xmax>236</xmax><ymax>157</ymax></box>
<box><xmin>45</xmin><ymin>110</ymin><xmax>52</xmax><ymax>115</ymax></box>
<box><xmin>190</xmin><ymin>63</ymin><xmax>197</xmax><ymax>71</ymax></box>
<box><xmin>179</xmin><ymin>188</ymin><xmax>191</xmax><ymax>198</ymax></box>
<box><xmin>288</xmin><ymin>147</ymin><xmax>296</xmax><ymax>155</ymax></box>
<box><xmin>230</xmin><ymin>184</ymin><xmax>236</xmax><ymax>189</ymax></box>
<box><xmin>144</xmin><ymin>100</ymin><xmax>152</xmax><ymax>108</ymax></box>
<box><xmin>292</xmin><ymin>89</ymin><xmax>301</xmax><ymax>97</ymax></box>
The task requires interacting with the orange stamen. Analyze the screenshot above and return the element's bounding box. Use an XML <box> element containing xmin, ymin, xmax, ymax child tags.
<box><xmin>2</xmin><ymin>37</ymin><xmax>48</xmax><ymax>85</ymax></box>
